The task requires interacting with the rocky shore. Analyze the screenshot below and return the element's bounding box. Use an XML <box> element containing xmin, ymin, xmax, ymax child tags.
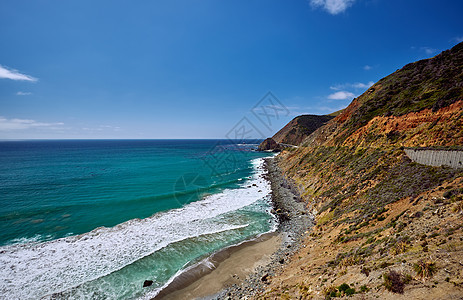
<box><xmin>214</xmin><ymin>156</ymin><xmax>314</xmax><ymax>299</ymax></box>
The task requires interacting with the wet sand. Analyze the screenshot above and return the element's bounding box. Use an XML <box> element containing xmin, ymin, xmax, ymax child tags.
<box><xmin>155</xmin><ymin>233</ymin><xmax>281</xmax><ymax>300</ymax></box>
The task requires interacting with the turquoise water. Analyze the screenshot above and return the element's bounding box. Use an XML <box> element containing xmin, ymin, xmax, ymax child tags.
<box><xmin>0</xmin><ymin>140</ymin><xmax>276</xmax><ymax>299</ymax></box>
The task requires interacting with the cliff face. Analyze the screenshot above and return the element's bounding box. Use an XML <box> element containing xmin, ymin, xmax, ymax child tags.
<box><xmin>255</xmin><ymin>43</ymin><xmax>463</xmax><ymax>299</ymax></box>
<box><xmin>272</xmin><ymin>115</ymin><xmax>334</xmax><ymax>146</ymax></box>
<box><xmin>257</xmin><ymin>138</ymin><xmax>281</xmax><ymax>152</ymax></box>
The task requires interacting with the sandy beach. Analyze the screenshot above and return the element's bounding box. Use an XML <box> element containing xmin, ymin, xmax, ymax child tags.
<box><xmin>156</xmin><ymin>233</ymin><xmax>281</xmax><ymax>300</ymax></box>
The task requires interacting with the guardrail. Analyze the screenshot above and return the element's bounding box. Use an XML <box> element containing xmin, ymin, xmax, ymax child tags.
<box><xmin>404</xmin><ymin>148</ymin><xmax>463</xmax><ymax>169</ymax></box>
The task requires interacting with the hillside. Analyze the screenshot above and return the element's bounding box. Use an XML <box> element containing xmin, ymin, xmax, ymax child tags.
<box><xmin>272</xmin><ymin>115</ymin><xmax>334</xmax><ymax>146</ymax></box>
<box><xmin>254</xmin><ymin>43</ymin><xmax>463</xmax><ymax>299</ymax></box>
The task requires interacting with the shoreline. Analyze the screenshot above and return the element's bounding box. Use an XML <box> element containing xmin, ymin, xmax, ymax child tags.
<box><xmin>154</xmin><ymin>232</ymin><xmax>281</xmax><ymax>300</ymax></box>
<box><xmin>154</xmin><ymin>156</ymin><xmax>313</xmax><ymax>300</ymax></box>
<box><xmin>217</xmin><ymin>156</ymin><xmax>314</xmax><ymax>299</ymax></box>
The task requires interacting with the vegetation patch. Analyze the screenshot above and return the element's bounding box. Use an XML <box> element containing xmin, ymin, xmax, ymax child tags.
<box><xmin>324</xmin><ymin>283</ymin><xmax>356</xmax><ymax>299</ymax></box>
<box><xmin>383</xmin><ymin>270</ymin><xmax>405</xmax><ymax>293</ymax></box>
<box><xmin>413</xmin><ymin>260</ymin><xmax>437</xmax><ymax>280</ymax></box>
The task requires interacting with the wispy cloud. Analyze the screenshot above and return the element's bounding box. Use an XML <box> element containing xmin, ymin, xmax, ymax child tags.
<box><xmin>330</xmin><ymin>81</ymin><xmax>374</xmax><ymax>91</ymax></box>
<box><xmin>420</xmin><ymin>47</ymin><xmax>437</xmax><ymax>55</ymax></box>
<box><xmin>328</xmin><ymin>91</ymin><xmax>355</xmax><ymax>100</ymax></box>
<box><xmin>453</xmin><ymin>36</ymin><xmax>463</xmax><ymax>43</ymax></box>
<box><xmin>0</xmin><ymin>65</ymin><xmax>38</xmax><ymax>82</ymax></box>
<box><xmin>0</xmin><ymin>117</ymin><xmax>63</xmax><ymax>130</ymax></box>
<box><xmin>16</xmin><ymin>91</ymin><xmax>32</xmax><ymax>96</ymax></box>
<box><xmin>289</xmin><ymin>104</ymin><xmax>347</xmax><ymax>116</ymax></box>
<box><xmin>363</xmin><ymin>65</ymin><xmax>372</xmax><ymax>71</ymax></box>
<box><xmin>82</xmin><ymin>125</ymin><xmax>121</xmax><ymax>132</ymax></box>
<box><xmin>310</xmin><ymin>0</ymin><xmax>355</xmax><ymax>15</ymax></box>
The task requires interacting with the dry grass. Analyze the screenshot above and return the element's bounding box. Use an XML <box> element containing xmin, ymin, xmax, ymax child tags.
<box><xmin>413</xmin><ymin>260</ymin><xmax>437</xmax><ymax>280</ymax></box>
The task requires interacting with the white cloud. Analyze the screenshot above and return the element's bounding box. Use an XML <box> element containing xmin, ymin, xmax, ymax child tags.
<box><xmin>82</xmin><ymin>125</ymin><xmax>121</xmax><ymax>132</ymax></box>
<box><xmin>330</xmin><ymin>81</ymin><xmax>374</xmax><ymax>91</ymax></box>
<box><xmin>420</xmin><ymin>47</ymin><xmax>437</xmax><ymax>55</ymax></box>
<box><xmin>310</xmin><ymin>0</ymin><xmax>355</xmax><ymax>15</ymax></box>
<box><xmin>328</xmin><ymin>91</ymin><xmax>355</xmax><ymax>100</ymax></box>
<box><xmin>0</xmin><ymin>117</ymin><xmax>63</xmax><ymax>131</ymax></box>
<box><xmin>363</xmin><ymin>65</ymin><xmax>372</xmax><ymax>70</ymax></box>
<box><xmin>352</xmin><ymin>81</ymin><xmax>374</xmax><ymax>89</ymax></box>
<box><xmin>453</xmin><ymin>36</ymin><xmax>463</xmax><ymax>43</ymax></box>
<box><xmin>16</xmin><ymin>91</ymin><xmax>32</xmax><ymax>96</ymax></box>
<box><xmin>0</xmin><ymin>65</ymin><xmax>38</xmax><ymax>82</ymax></box>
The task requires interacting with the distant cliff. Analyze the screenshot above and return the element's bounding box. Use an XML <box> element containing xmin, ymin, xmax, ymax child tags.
<box><xmin>272</xmin><ymin>115</ymin><xmax>333</xmax><ymax>146</ymax></box>
<box><xmin>257</xmin><ymin>138</ymin><xmax>281</xmax><ymax>152</ymax></box>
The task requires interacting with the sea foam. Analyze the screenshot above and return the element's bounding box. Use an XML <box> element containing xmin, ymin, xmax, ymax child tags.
<box><xmin>0</xmin><ymin>158</ymin><xmax>272</xmax><ymax>299</ymax></box>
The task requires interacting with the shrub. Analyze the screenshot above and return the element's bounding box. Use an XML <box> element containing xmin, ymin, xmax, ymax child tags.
<box><xmin>360</xmin><ymin>285</ymin><xmax>369</xmax><ymax>292</ymax></box>
<box><xmin>340</xmin><ymin>256</ymin><xmax>361</xmax><ymax>267</ymax></box>
<box><xmin>379</xmin><ymin>261</ymin><xmax>393</xmax><ymax>269</ymax></box>
<box><xmin>323</xmin><ymin>286</ymin><xmax>338</xmax><ymax>299</ymax></box>
<box><xmin>345</xmin><ymin>288</ymin><xmax>356</xmax><ymax>296</ymax></box>
<box><xmin>338</xmin><ymin>283</ymin><xmax>350</xmax><ymax>292</ymax></box>
<box><xmin>390</xmin><ymin>241</ymin><xmax>409</xmax><ymax>255</ymax></box>
<box><xmin>413</xmin><ymin>260</ymin><xmax>436</xmax><ymax>280</ymax></box>
<box><xmin>443</xmin><ymin>190</ymin><xmax>453</xmax><ymax>199</ymax></box>
<box><xmin>361</xmin><ymin>267</ymin><xmax>371</xmax><ymax>277</ymax></box>
<box><xmin>383</xmin><ymin>270</ymin><xmax>405</xmax><ymax>293</ymax></box>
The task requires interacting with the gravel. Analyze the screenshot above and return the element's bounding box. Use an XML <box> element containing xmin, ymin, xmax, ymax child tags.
<box><xmin>212</xmin><ymin>156</ymin><xmax>314</xmax><ymax>300</ymax></box>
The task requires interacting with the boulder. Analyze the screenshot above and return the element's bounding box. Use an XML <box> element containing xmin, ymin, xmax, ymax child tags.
<box><xmin>143</xmin><ymin>280</ymin><xmax>153</xmax><ymax>287</ymax></box>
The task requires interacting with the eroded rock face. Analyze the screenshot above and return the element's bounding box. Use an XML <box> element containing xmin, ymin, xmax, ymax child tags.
<box><xmin>272</xmin><ymin>115</ymin><xmax>334</xmax><ymax>146</ymax></box>
<box><xmin>257</xmin><ymin>138</ymin><xmax>281</xmax><ymax>152</ymax></box>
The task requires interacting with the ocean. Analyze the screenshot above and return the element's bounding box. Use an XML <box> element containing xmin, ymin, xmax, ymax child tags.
<box><xmin>0</xmin><ymin>140</ymin><xmax>276</xmax><ymax>299</ymax></box>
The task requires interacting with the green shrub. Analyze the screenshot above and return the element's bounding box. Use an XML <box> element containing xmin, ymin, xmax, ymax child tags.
<box><xmin>345</xmin><ymin>288</ymin><xmax>356</xmax><ymax>296</ymax></box>
<box><xmin>338</xmin><ymin>283</ymin><xmax>350</xmax><ymax>292</ymax></box>
<box><xmin>360</xmin><ymin>285</ymin><xmax>369</xmax><ymax>292</ymax></box>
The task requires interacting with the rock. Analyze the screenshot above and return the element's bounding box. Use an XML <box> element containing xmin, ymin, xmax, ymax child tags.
<box><xmin>261</xmin><ymin>273</ymin><xmax>270</xmax><ymax>282</ymax></box>
<box><xmin>143</xmin><ymin>280</ymin><xmax>153</xmax><ymax>287</ymax></box>
<box><xmin>257</xmin><ymin>138</ymin><xmax>281</xmax><ymax>152</ymax></box>
<box><xmin>411</xmin><ymin>211</ymin><xmax>423</xmax><ymax>218</ymax></box>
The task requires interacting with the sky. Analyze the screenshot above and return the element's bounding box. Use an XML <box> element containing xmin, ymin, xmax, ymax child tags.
<box><xmin>0</xmin><ymin>0</ymin><xmax>462</xmax><ymax>139</ymax></box>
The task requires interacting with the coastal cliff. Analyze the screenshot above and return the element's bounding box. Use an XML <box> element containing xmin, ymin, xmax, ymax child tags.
<box><xmin>252</xmin><ymin>43</ymin><xmax>463</xmax><ymax>299</ymax></box>
<box><xmin>272</xmin><ymin>115</ymin><xmax>334</xmax><ymax>146</ymax></box>
<box><xmin>257</xmin><ymin>114</ymin><xmax>333</xmax><ymax>152</ymax></box>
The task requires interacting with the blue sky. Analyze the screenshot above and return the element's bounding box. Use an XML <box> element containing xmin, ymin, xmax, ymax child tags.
<box><xmin>0</xmin><ymin>0</ymin><xmax>462</xmax><ymax>139</ymax></box>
